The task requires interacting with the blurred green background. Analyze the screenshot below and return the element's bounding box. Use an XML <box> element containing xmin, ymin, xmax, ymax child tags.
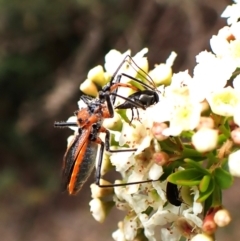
<box><xmin>1</xmin><ymin>0</ymin><xmax>239</xmax><ymax>240</ymax></box>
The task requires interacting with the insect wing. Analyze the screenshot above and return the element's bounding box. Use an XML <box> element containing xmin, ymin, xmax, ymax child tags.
<box><xmin>62</xmin><ymin>127</ymin><xmax>98</xmax><ymax>194</ymax></box>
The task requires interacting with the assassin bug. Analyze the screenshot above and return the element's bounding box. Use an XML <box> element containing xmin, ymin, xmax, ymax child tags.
<box><xmin>55</xmin><ymin>55</ymin><xmax>160</xmax><ymax>195</ymax></box>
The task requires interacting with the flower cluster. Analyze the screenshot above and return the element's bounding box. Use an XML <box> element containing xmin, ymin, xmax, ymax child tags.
<box><xmin>66</xmin><ymin>1</ymin><xmax>240</xmax><ymax>240</ymax></box>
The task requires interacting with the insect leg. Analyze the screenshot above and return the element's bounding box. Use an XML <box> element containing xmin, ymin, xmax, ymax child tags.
<box><xmin>109</xmin><ymin>75</ymin><xmax>141</xmax><ymax>105</ymax></box>
<box><xmin>94</xmin><ymin>128</ymin><xmax>159</xmax><ymax>188</ymax></box>
<box><xmin>94</xmin><ymin>138</ymin><xmax>107</xmax><ymax>187</ymax></box>
<box><xmin>54</xmin><ymin>122</ymin><xmax>78</xmax><ymax>128</ymax></box>
<box><xmin>109</xmin><ymin>92</ymin><xmax>146</xmax><ymax>109</ymax></box>
<box><xmin>80</xmin><ymin>95</ymin><xmax>93</xmax><ymax>104</ymax></box>
<box><xmin>120</xmin><ymin>73</ymin><xmax>156</xmax><ymax>91</ymax></box>
<box><xmin>102</xmin><ymin>127</ymin><xmax>137</xmax><ymax>153</ymax></box>
<box><xmin>94</xmin><ymin>137</ymin><xmax>158</xmax><ymax>187</ymax></box>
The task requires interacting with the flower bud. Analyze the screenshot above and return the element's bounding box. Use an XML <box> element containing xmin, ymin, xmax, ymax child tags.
<box><xmin>202</xmin><ymin>207</ymin><xmax>221</xmax><ymax>235</ymax></box>
<box><xmin>112</xmin><ymin>222</ymin><xmax>125</xmax><ymax>241</ymax></box>
<box><xmin>228</xmin><ymin>150</ymin><xmax>240</xmax><ymax>177</ymax></box>
<box><xmin>131</xmin><ymin>57</ymin><xmax>149</xmax><ymax>75</ymax></box>
<box><xmin>80</xmin><ymin>79</ymin><xmax>98</xmax><ymax>97</ymax></box>
<box><xmin>191</xmin><ymin>234</ymin><xmax>214</xmax><ymax>241</ymax></box>
<box><xmin>103</xmin><ymin>112</ymin><xmax>123</xmax><ymax>131</ymax></box>
<box><xmin>231</xmin><ymin>128</ymin><xmax>240</xmax><ymax>145</ymax></box>
<box><xmin>89</xmin><ymin>198</ymin><xmax>114</xmax><ymax>223</ymax></box>
<box><xmin>152</xmin><ymin>152</ymin><xmax>170</xmax><ymax>166</ymax></box>
<box><xmin>152</xmin><ymin>122</ymin><xmax>168</xmax><ymax>141</ymax></box>
<box><xmin>87</xmin><ymin>65</ymin><xmax>107</xmax><ymax>86</ymax></box>
<box><xmin>192</xmin><ymin>128</ymin><xmax>218</xmax><ymax>153</ymax></box>
<box><xmin>96</xmin><ymin>151</ymin><xmax>113</xmax><ymax>176</ymax></box>
<box><xmin>90</xmin><ymin>179</ymin><xmax>114</xmax><ymax>198</ymax></box>
<box><xmin>149</xmin><ymin>63</ymin><xmax>172</xmax><ymax>86</ymax></box>
<box><xmin>214</xmin><ymin>209</ymin><xmax>231</xmax><ymax>227</ymax></box>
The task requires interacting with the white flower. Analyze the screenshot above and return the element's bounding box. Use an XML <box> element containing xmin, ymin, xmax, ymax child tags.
<box><xmin>174</xmin><ymin>217</ymin><xmax>201</xmax><ymax>239</ymax></box>
<box><xmin>112</xmin><ymin>229</ymin><xmax>126</xmax><ymax>241</ymax></box>
<box><xmin>112</xmin><ymin>222</ymin><xmax>127</xmax><ymax>241</ymax></box>
<box><xmin>230</xmin><ymin>21</ymin><xmax>240</xmax><ymax>39</ymax></box>
<box><xmin>228</xmin><ymin>150</ymin><xmax>240</xmax><ymax>177</ymax></box>
<box><xmin>132</xmin><ymin>47</ymin><xmax>149</xmax><ymax>73</ymax></box>
<box><xmin>148</xmin><ymin>163</ymin><xmax>163</xmax><ymax>180</ymax></box>
<box><xmin>110</xmin><ymin>151</ymin><xmax>135</xmax><ymax>174</ymax></box>
<box><xmin>104</xmin><ymin>49</ymin><xmax>131</xmax><ymax>76</ymax></box>
<box><xmin>171</xmin><ymin>70</ymin><xmax>192</xmax><ymax>88</ymax></box>
<box><xmin>139</xmin><ymin>208</ymin><xmax>179</xmax><ymax>241</ymax></box>
<box><xmin>148</xmin><ymin>51</ymin><xmax>176</xmax><ymax>86</ymax></box>
<box><xmin>152</xmin><ymin>181</ymin><xmax>167</xmax><ymax>203</ymax></box>
<box><xmin>182</xmin><ymin>208</ymin><xmax>203</xmax><ymax>228</ymax></box>
<box><xmin>163</xmin><ymin>98</ymin><xmax>201</xmax><ymax>136</ymax></box>
<box><xmin>228</xmin><ymin>39</ymin><xmax>240</xmax><ymax>67</ymax></box>
<box><xmin>192</xmin><ymin>128</ymin><xmax>218</xmax><ymax>153</ymax></box>
<box><xmin>104</xmin><ymin>48</ymin><xmax>149</xmax><ymax>80</ymax></box>
<box><xmin>233</xmin><ymin>74</ymin><xmax>240</xmax><ymax>90</ymax></box>
<box><xmin>207</xmin><ymin>86</ymin><xmax>240</xmax><ymax>116</ymax></box>
<box><xmin>148</xmin><ymin>63</ymin><xmax>172</xmax><ymax>86</ymax></box>
<box><xmin>89</xmin><ymin>198</ymin><xmax>107</xmax><ymax>223</ymax></box>
<box><xmin>191</xmin><ymin>186</ymin><xmax>203</xmax><ymax>215</ymax></box>
<box><xmin>221</xmin><ymin>1</ymin><xmax>240</xmax><ymax>25</ymax></box>
<box><xmin>210</xmin><ymin>32</ymin><xmax>231</xmax><ymax>57</ymax></box>
<box><xmin>191</xmin><ymin>51</ymin><xmax>235</xmax><ymax>102</ymax></box>
<box><xmin>122</xmin><ymin>215</ymin><xmax>139</xmax><ymax>240</ymax></box>
<box><xmin>151</xmin><ymin>82</ymin><xmax>202</xmax><ymax>136</ymax></box>
<box><xmin>161</xmin><ymin>227</ymin><xmax>181</xmax><ymax>241</ymax></box>
<box><xmin>118</xmin><ymin>109</ymin><xmax>154</xmax><ymax>153</ymax></box>
<box><xmin>210</xmin><ymin>23</ymin><xmax>240</xmax><ymax>67</ymax></box>
<box><xmin>166</xmin><ymin>51</ymin><xmax>177</xmax><ymax>67</ymax></box>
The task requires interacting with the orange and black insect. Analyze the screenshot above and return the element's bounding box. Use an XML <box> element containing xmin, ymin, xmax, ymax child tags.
<box><xmin>55</xmin><ymin>55</ymin><xmax>159</xmax><ymax>195</ymax></box>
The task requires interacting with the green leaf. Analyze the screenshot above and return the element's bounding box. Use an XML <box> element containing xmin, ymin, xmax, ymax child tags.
<box><xmin>182</xmin><ymin>147</ymin><xmax>204</xmax><ymax>158</ymax></box>
<box><xmin>167</xmin><ymin>169</ymin><xmax>203</xmax><ymax>186</ymax></box>
<box><xmin>197</xmin><ymin>178</ymin><xmax>214</xmax><ymax>202</ymax></box>
<box><xmin>204</xmin><ymin>194</ymin><xmax>213</xmax><ymax>216</ymax></box>
<box><xmin>214</xmin><ymin>167</ymin><xmax>233</xmax><ymax>189</ymax></box>
<box><xmin>184</xmin><ymin>159</ymin><xmax>210</xmax><ymax>174</ymax></box>
<box><xmin>177</xmin><ymin>179</ymin><xmax>201</xmax><ymax>186</ymax></box>
<box><xmin>199</xmin><ymin>175</ymin><xmax>212</xmax><ymax>193</ymax></box>
<box><xmin>211</xmin><ymin>183</ymin><xmax>222</xmax><ymax>206</ymax></box>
